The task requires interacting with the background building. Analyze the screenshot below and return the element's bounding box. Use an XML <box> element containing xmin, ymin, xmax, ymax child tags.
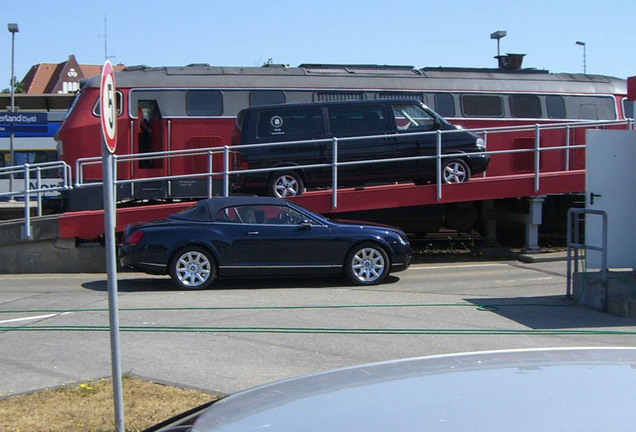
<box><xmin>20</xmin><ymin>54</ymin><xmax>125</xmax><ymax>95</ymax></box>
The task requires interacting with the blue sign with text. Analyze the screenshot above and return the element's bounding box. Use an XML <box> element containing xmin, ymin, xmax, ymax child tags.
<box><xmin>0</xmin><ymin>112</ymin><xmax>48</xmax><ymax>132</ymax></box>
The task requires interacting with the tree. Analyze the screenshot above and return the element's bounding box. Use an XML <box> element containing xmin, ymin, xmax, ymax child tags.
<box><xmin>1</xmin><ymin>77</ymin><xmax>24</xmax><ymax>94</ymax></box>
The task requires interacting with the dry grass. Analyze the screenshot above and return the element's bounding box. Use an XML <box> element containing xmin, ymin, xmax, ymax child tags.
<box><xmin>0</xmin><ymin>376</ymin><xmax>220</xmax><ymax>432</ymax></box>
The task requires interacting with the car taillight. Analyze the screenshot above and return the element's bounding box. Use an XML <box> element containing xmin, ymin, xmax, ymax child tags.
<box><xmin>126</xmin><ymin>230</ymin><xmax>144</xmax><ymax>246</ymax></box>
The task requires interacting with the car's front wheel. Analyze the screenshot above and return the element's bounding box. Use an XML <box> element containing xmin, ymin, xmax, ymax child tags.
<box><xmin>268</xmin><ymin>171</ymin><xmax>304</xmax><ymax>197</ymax></box>
<box><xmin>169</xmin><ymin>246</ymin><xmax>216</xmax><ymax>290</ymax></box>
<box><xmin>442</xmin><ymin>158</ymin><xmax>471</xmax><ymax>183</ymax></box>
<box><xmin>344</xmin><ymin>243</ymin><xmax>390</xmax><ymax>285</ymax></box>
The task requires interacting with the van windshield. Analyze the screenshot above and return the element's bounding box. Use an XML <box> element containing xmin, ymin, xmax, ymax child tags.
<box><xmin>392</xmin><ymin>103</ymin><xmax>438</xmax><ymax>131</ymax></box>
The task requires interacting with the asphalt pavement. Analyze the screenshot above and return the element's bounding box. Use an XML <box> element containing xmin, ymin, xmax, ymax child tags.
<box><xmin>1</xmin><ymin>256</ymin><xmax>636</xmax><ymax>398</ymax></box>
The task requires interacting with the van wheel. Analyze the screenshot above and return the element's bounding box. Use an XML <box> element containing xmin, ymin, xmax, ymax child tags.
<box><xmin>269</xmin><ymin>171</ymin><xmax>304</xmax><ymax>197</ymax></box>
<box><xmin>442</xmin><ymin>159</ymin><xmax>471</xmax><ymax>184</ymax></box>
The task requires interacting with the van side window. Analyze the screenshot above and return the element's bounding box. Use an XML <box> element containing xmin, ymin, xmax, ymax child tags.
<box><xmin>256</xmin><ymin>107</ymin><xmax>325</xmax><ymax>140</ymax></box>
<box><xmin>328</xmin><ymin>105</ymin><xmax>389</xmax><ymax>136</ymax></box>
<box><xmin>393</xmin><ymin>103</ymin><xmax>436</xmax><ymax>130</ymax></box>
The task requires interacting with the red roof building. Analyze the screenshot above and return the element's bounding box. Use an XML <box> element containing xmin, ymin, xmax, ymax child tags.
<box><xmin>21</xmin><ymin>55</ymin><xmax>125</xmax><ymax>94</ymax></box>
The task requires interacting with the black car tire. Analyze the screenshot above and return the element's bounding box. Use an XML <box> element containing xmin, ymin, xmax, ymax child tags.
<box><xmin>344</xmin><ymin>242</ymin><xmax>390</xmax><ymax>285</ymax></box>
<box><xmin>442</xmin><ymin>158</ymin><xmax>471</xmax><ymax>184</ymax></box>
<box><xmin>169</xmin><ymin>246</ymin><xmax>216</xmax><ymax>290</ymax></box>
<box><xmin>268</xmin><ymin>171</ymin><xmax>304</xmax><ymax>198</ymax></box>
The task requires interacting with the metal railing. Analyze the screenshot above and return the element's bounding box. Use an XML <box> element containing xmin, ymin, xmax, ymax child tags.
<box><xmin>0</xmin><ymin>160</ymin><xmax>72</xmax><ymax>239</ymax></box>
<box><xmin>72</xmin><ymin>119</ymin><xmax>633</xmax><ymax>202</ymax></box>
<box><xmin>566</xmin><ymin>208</ymin><xmax>609</xmax><ymax>310</ymax></box>
<box><xmin>2</xmin><ymin>118</ymin><xmax>633</xmax><ymax>239</ymax></box>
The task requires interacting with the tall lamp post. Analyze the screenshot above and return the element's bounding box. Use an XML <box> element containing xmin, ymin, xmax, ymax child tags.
<box><xmin>576</xmin><ymin>41</ymin><xmax>586</xmax><ymax>74</ymax></box>
<box><xmin>7</xmin><ymin>22</ymin><xmax>19</xmax><ymax>197</ymax></box>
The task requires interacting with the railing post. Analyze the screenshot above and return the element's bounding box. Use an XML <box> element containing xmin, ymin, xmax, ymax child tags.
<box><xmin>224</xmin><ymin>145</ymin><xmax>230</xmax><ymax>197</ymax></box>
<box><xmin>22</xmin><ymin>163</ymin><xmax>32</xmax><ymax>240</ymax></box>
<box><xmin>207</xmin><ymin>151</ymin><xmax>213</xmax><ymax>199</ymax></box>
<box><xmin>332</xmin><ymin>137</ymin><xmax>338</xmax><ymax>209</ymax></box>
<box><xmin>534</xmin><ymin>124</ymin><xmax>540</xmax><ymax>192</ymax></box>
<box><xmin>436</xmin><ymin>130</ymin><xmax>442</xmax><ymax>200</ymax></box>
<box><xmin>36</xmin><ymin>167</ymin><xmax>42</xmax><ymax>217</ymax></box>
<box><xmin>565</xmin><ymin>125</ymin><xmax>571</xmax><ymax>171</ymax></box>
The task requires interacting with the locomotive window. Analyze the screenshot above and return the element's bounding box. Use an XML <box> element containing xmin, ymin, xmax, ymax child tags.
<box><xmin>567</xmin><ymin>96</ymin><xmax>616</xmax><ymax>120</ymax></box>
<box><xmin>510</xmin><ymin>94</ymin><xmax>542</xmax><ymax>118</ymax></box>
<box><xmin>461</xmin><ymin>94</ymin><xmax>503</xmax><ymax>117</ymax></box>
<box><xmin>314</xmin><ymin>92</ymin><xmax>364</xmax><ymax>102</ymax></box>
<box><xmin>186</xmin><ymin>90</ymin><xmax>223</xmax><ymax>116</ymax></box>
<box><xmin>250</xmin><ymin>90</ymin><xmax>286</xmax><ymax>107</ymax></box>
<box><xmin>623</xmin><ymin>98</ymin><xmax>635</xmax><ymax>119</ymax></box>
<box><xmin>378</xmin><ymin>92</ymin><xmax>425</xmax><ymax>103</ymax></box>
<box><xmin>546</xmin><ymin>96</ymin><xmax>566</xmax><ymax>119</ymax></box>
<box><xmin>434</xmin><ymin>93</ymin><xmax>455</xmax><ymax>117</ymax></box>
<box><xmin>92</xmin><ymin>91</ymin><xmax>123</xmax><ymax>117</ymax></box>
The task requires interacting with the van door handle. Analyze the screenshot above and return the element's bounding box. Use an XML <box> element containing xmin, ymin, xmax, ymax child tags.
<box><xmin>590</xmin><ymin>193</ymin><xmax>602</xmax><ymax>205</ymax></box>
<box><xmin>246</xmin><ymin>231</ymin><xmax>260</xmax><ymax>236</ymax></box>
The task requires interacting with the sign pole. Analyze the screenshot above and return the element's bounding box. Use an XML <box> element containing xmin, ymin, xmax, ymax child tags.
<box><xmin>100</xmin><ymin>60</ymin><xmax>125</xmax><ymax>432</ymax></box>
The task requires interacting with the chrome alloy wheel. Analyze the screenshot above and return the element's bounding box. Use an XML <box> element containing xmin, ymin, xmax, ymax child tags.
<box><xmin>175</xmin><ymin>250</ymin><xmax>212</xmax><ymax>288</ymax></box>
<box><xmin>442</xmin><ymin>159</ymin><xmax>470</xmax><ymax>183</ymax></box>
<box><xmin>351</xmin><ymin>247</ymin><xmax>386</xmax><ymax>283</ymax></box>
<box><xmin>273</xmin><ymin>174</ymin><xmax>301</xmax><ymax>197</ymax></box>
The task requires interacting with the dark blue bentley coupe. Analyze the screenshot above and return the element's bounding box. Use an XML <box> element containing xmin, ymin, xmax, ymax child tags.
<box><xmin>119</xmin><ymin>196</ymin><xmax>411</xmax><ymax>289</ymax></box>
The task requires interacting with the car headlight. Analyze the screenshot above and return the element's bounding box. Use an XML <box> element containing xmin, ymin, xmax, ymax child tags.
<box><xmin>475</xmin><ymin>138</ymin><xmax>485</xmax><ymax>149</ymax></box>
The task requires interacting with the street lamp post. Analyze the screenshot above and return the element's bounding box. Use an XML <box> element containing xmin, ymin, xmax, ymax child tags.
<box><xmin>7</xmin><ymin>23</ymin><xmax>19</xmax><ymax>197</ymax></box>
<box><xmin>576</xmin><ymin>41</ymin><xmax>587</xmax><ymax>74</ymax></box>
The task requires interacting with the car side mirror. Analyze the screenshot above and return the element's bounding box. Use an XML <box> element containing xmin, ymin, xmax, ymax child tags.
<box><xmin>300</xmin><ymin>220</ymin><xmax>313</xmax><ymax>229</ymax></box>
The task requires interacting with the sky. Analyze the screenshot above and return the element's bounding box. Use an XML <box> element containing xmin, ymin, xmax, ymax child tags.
<box><xmin>2</xmin><ymin>0</ymin><xmax>636</xmax><ymax>90</ymax></box>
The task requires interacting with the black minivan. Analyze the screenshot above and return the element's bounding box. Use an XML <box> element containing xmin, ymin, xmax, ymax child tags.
<box><xmin>232</xmin><ymin>99</ymin><xmax>489</xmax><ymax>197</ymax></box>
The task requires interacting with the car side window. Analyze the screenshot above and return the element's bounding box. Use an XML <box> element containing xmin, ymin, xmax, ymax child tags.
<box><xmin>257</xmin><ymin>205</ymin><xmax>308</xmax><ymax>225</ymax></box>
<box><xmin>214</xmin><ymin>206</ymin><xmax>242</xmax><ymax>223</ymax></box>
<box><xmin>393</xmin><ymin>103</ymin><xmax>436</xmax><ymax>131</ymax></box>
<box><xmin>215</xmin><ymin>205</ymin><xmax>317</xmax><ymax>225</ymax></box>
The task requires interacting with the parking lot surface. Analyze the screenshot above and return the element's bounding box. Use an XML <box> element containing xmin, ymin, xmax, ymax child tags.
<box><xmin>1</xmin><ymin>259</ymin><xmax>636</xmax><ymax>396</ymax></box>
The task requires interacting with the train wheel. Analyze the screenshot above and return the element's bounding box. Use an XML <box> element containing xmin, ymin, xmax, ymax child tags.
<box><xmin>268</xmin><ymin>171</ymin><xmax>304</xmax><ymax>198</ymax></box>
<box><xmin>442</xmin><ymin>159</ymin><xmax>471</xmax><ymax>184</ymax></box>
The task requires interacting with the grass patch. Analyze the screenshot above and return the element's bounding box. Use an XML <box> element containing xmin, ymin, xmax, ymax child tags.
<box><xmin>0</xmin><ymin>376</ymin><xmax>220</xmax><ymax>432</ymax></box>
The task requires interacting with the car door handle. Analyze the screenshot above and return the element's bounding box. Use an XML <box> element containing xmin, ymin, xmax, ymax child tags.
<box><xmin>246</xmin><ymin>231</ymin><xmax>260</xmax><ymax>236</ymax></box>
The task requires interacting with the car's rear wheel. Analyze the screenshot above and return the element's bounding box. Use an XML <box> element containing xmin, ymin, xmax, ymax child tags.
<box><xmin>344</xmin><ymin>243</ymin><xmax>390</xmax><ymax>285</ymax></box>
<box><xmin>169</xmin><ymin>246</ymin><xmax>216</xmax><ymax>290</ymax></box>
<box><xmin>442</xmin><ymin>158</ymin><xmax>471</xmax><ymax>183</ymax></box>
<box><xmin>268</xmin><ymin>171</ymin><xmax>304</xmax><ymax>197</ymax></box>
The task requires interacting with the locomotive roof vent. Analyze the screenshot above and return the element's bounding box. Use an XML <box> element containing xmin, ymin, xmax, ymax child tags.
<box><xmin>496</xmin><ymin>54</ymin><xmax>526</xmax><ymax>70</ymax></box>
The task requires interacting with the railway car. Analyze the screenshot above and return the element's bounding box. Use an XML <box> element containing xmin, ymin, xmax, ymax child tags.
<box><xmin>54</xmin><ymin>61</ymin><xmax>629</xmax><ymax>209</ymax></box>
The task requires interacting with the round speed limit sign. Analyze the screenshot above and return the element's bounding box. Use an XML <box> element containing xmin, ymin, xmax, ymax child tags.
<box><xmin>100</xmin><ymin>60</ymin><xmax>117</xmax><ymax>153</ymax></box>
